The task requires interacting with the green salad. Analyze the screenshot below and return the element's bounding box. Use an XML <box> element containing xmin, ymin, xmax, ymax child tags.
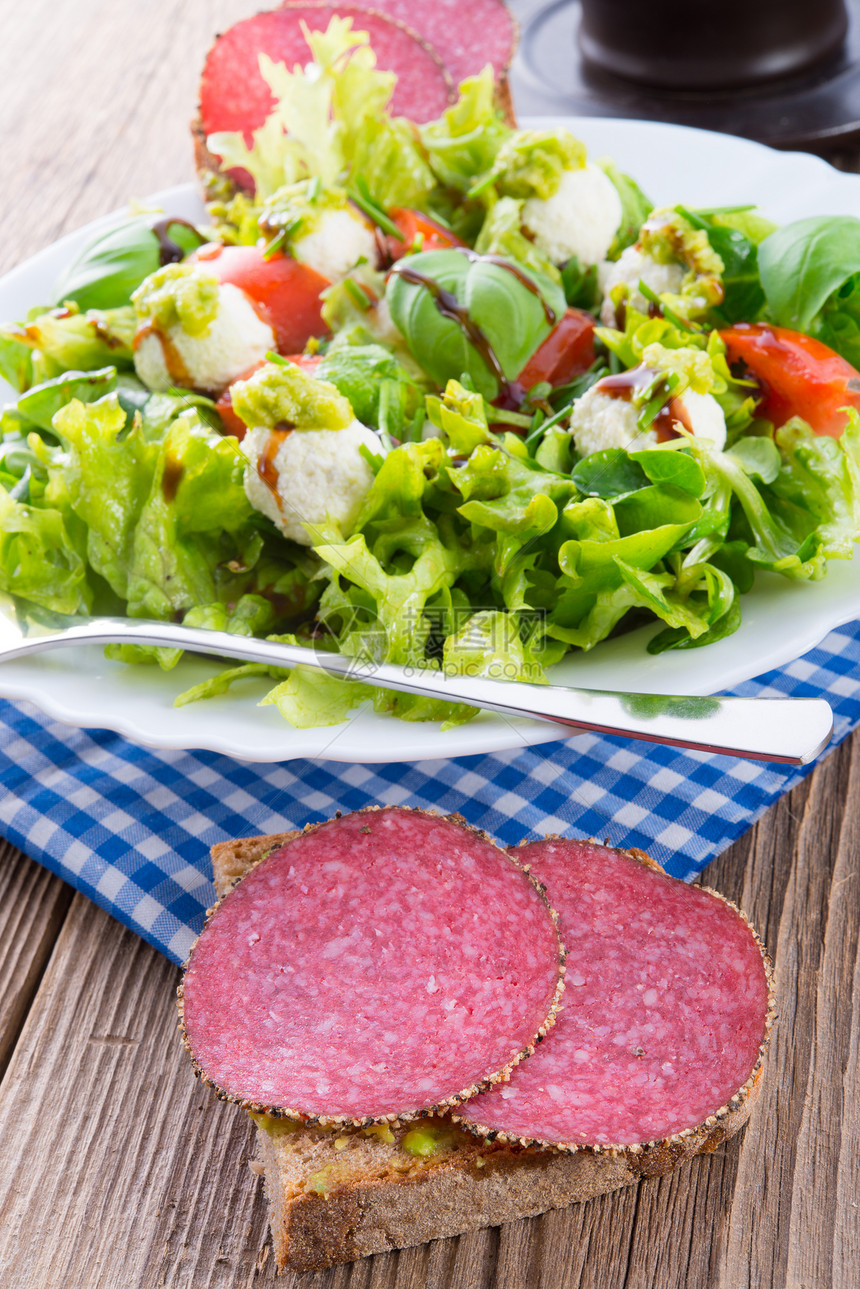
<box><xmin>4</xmin><ymin>16</ymin><xmax>860</xmax><ymax>730</ymax></box>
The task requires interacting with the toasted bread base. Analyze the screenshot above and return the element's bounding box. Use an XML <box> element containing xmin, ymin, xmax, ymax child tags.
<box><xmin>255</xmin><ymin>1090</ymin><xmax>757</xmax><ymax>1272</ymax></box>
<box><xmin>209</xmin><ymin>826</ymin><xmax>767</xmax><ymax>1273</ymax></box>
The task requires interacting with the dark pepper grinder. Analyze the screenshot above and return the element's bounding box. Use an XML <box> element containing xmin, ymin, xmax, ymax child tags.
<box><xmin>577</xmin><ymin>0</ymin><xmax>849</xmax><ymax>91</ymax></box>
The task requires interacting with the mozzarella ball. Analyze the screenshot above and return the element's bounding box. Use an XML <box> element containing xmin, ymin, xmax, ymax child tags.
<box><xmin>292</xmin><ymin>208</ymin><xmax>378</xmax><ymax>282</ymax></box>
<box><xmin>672</xmin><ymin>389</ymin><xmax>727</xmax><ymax>450</ymax></box>
<box><xmin>134</xmin><ymin>283</ymin><xmax>274</xmax><ymax>395</ymax></box>
<box><xmin>599</xmin><ymin>246</ymin><xmax>686</xmax><ymax>325</ymax></box>
<box><xmin>521</xmin><ymin>164</ymin><xmax>623</xmax><ymax>267</ymax></box>
<box><xmin>242</xmin><ymin>419</ymin><xmax>381</xmax><ymax>544</ymax></box>
<box><xmin>569</xmin><ymin>387</ymin><xmax>658</xmax><ymax>459</ymax></box>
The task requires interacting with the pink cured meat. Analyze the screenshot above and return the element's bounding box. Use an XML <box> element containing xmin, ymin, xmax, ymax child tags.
<box><xmin>181</xmin><ymin>809</ymin><xmax>563</xmax><ymax>1122</ymax></box>
<box><xmin>459</xmin><ymin>840</ymin><xmax>771</xmax><ymax>1147</ymax></box>
<box><xmin>199</xmin><ymin>6</ymin><xmax>455</xmax><ymax>147</ymax></box>
<box><xmin>334</xmin><ymin>0</ymin><xmax>517</xmax><ymax>86</ymax></box>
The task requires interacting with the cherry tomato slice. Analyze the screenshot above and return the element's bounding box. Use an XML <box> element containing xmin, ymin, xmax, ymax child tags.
<box><xmin>215</xmin><ymin>353</ymin><xmax>322</xmax><ymax>439</ymax></box>
<box><xmin>518</xmin><ymin>308</ymin><xmax>596</xmax><ymax>390</ymax></box>
<box><xmin>720</xmin><ymin>322</ymin><xmax>860</xmax><ymax>438</ymax></box>
<box><xmin>191</xmin><ymin>243</ymin><xmax>330</xmax><ymax>355</ymax></box>
<box><xmin>386</xmin><ymin>208</ymin><xmax>463</xmax><ymax>261</ymax></box>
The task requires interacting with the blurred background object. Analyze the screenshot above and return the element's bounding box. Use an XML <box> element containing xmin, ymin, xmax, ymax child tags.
<box><xmin>509</xmin><ymin>0</ymin><xmax>860</xmax><ymax>152</ymax></box>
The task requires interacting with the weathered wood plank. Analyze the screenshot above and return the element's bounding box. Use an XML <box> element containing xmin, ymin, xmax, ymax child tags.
<box><xmin>717</xmin><ymin>738</ymin><xmax>859</xmax><ymax>1289</ymax></box>
<box><xmin>0</xmin><ymin>892</ymin><xmax>271</xmax><ymax>1289</ymax></box>
<box><xmin>0</xmin><ymin>0</ymin><xmax>859</xmax><ymax>1285</ymax></box>
<box><xmin>0</xmin><ymin>0</ymin><xmax>266</xmax><ymax>275</ymax></box>
<box><xmin>0</xmin><ymin>842</ymin><xmax>72</xmax><ymax>1080</ymax></box>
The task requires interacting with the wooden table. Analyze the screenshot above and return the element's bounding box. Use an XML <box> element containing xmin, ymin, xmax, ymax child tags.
<box><xmin>1</xmin><ymin>2</ymin><xmax>859</xmax><ymax>1285</ymax></box>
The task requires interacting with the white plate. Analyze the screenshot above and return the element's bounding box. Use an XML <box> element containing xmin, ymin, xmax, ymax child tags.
<box><xmin>2</xmin><ymin>118</ymin><xmax>859</xmax><ymax>763</ymax></box>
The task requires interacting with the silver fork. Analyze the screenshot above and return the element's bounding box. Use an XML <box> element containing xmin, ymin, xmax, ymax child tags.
<box><xmin>0</xmin><ymin>610</ymin><xmax>833</xmax><ymax>764</ymax></box>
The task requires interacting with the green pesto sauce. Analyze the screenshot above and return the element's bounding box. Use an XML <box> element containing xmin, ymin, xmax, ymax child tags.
<box><xmin>231</xmin><ymin>360</ymin><xmax>353</xmax><ymax>431</ymax></box>
<box><xmin>131</xmin><ymin>263</ymin><xmax>219</xmax><ymax>337</ymax></box>
<box><xmin>401</xmin><ymin>1124</ymin><xmax>458</xmax><ymax>1157</ymax></box>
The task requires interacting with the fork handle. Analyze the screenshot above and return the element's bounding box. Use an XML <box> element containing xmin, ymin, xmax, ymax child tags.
<box><xmin>8</xmin><ymin>616</ymin><xmax>834</xmax><ymax>765</ymax></box>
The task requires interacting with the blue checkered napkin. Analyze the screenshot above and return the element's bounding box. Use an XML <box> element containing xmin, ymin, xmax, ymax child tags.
<box><xmin>1</xmin><ymin>620</ymin><xmax>859</xmax><ymax>967</ymax></box>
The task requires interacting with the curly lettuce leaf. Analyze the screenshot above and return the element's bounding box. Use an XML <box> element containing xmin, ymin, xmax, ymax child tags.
<box><xmin>50</xmin><ymin>393</ymin><xmax>158</xmax><ymax>598</ymax></box>
<box><xmin>208</xmin><ymin>17</ymin><xmax>434</xmax><ymax>209</ymax></box>
<box><xmin>474</xmin><ymin>196</ymin><xmax>561</xmax><ymax>282</ymax></box>
<box><xmin>6</xmin><ymin>306</ymin><xmax>135</xmax><ymax>373</ymax></box>
<box><xmin>419</xmin><ymin>69</ymin><xmax>509</xmax><ymax>194</ymax></box>
<box><xmin>478</xmin><ymin>129</ymin><xmax>585</xmax><ymax>201</ymax></box>
<box><xmin>0</xmin><ymin>487</ymin><xmax>92</xmax><ymax>614</ymax></box>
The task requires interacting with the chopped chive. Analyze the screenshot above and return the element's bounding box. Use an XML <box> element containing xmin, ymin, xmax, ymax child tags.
<box><xmin>674</xmin><ymin>205</ymin><xmax>709</xmax><ymax>232</ymax></box>
<box><xmin>262</xmin><ymin>229</ymin><xmax>288</xmax><ymax>260</ymax></box>
<box><xmin>425</xmin><ymin>206</ymin><xmax>453</xmax><ymax>231</ymax></box>
<box><xmin>265</xmin><ymin>350</ymin><xmax>291</xmax><ymax>367</ymax></box>
<box><xmin>307</xmin><ymin>176</ymin><xmax>322</xmax><ymax>203</ymax></box>
<box><xmin>466</xmin><ymin>172</ymin><xmax>496</xmax><ymax>199</ymax></box>
<box><xmin>637</xmin><ymin>281</ymin><xmax>700</xmax><ymax>333</ymax></box>
<box><xmin>526</xmin><ymin>400</ymin><xmax>574</xmax><ymax>447</ymax></box>
<box><xmin>359</xmin><ymin>443</ymin><xmax>384</xmax><ymax>474</ymax></box>
<box><xmin>539</xmin><ymin>402</ymin><xmax>575</xmax><ymax>434</ymax></box>
<box><xmin>636</xmin><ymin>371</ymin><xmax>681</xmax><ymax>431</ymax></box>
<box><xmin>409</xmin><ymin>405</ymin><xmax>426</xmax><ymax>443</ymax></box>
<box><xmin>343</xmin><ymin>278</ymin><xmax>372</xmax><ymax>311</ymax></box>
<box><xmin>347</xmin><ymin>177</ymin><xmax>403</xmax><ymax>240</ymax></box>
<box><xmin>689</xmin><ymin>203</ymin><xmax>756</xmax><ymax>216</ymax></box>
<box><xmin>524</xmin><ymin>409</ymin><xmax>545</xmax><ymax>448</ymax></box>
<box><xmin>488</xmin><ymin>405</ymin><xmax>533</xmax><ymax>428</ymax></box>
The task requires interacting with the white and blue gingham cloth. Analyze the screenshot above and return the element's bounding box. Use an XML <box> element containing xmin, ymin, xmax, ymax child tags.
<box><xmin>2</xmin><ymin>621</ymin><xmax>859</xmax><ymax>966</ymax></box>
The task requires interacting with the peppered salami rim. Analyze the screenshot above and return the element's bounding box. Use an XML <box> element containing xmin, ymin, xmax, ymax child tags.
<box><xmin>453</xmin><ymin>842</ymin><xmax>775</xmax><ymax>1154</ymax></box>
<box><xmin>178</xmin><ymin>807</ymin><xmax>566</xmax><ymax>1126</ymax></box>
<box><xmin>199</xmin><ymin>3</ymin><xmax>456</xmax><ymax>144</ymax></box>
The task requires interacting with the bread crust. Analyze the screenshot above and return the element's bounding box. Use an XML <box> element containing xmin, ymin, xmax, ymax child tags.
<box><xmin>255</xmin><ymin>1080</ymin><xmax>760</xmax><ymax>1271</ymax></box>
<box><xmin>209</xmin><ymin>822</ymin><xmax>771</xmax><ymax>1273</ymax></box>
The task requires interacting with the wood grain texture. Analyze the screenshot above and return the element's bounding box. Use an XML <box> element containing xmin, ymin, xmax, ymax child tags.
<box><xmin>0</xmin><ymin>0</ymin><xmax>859</xmax><ymax>1285</ymax></box>
<box><xmin>0</xmin><ymin>842</ymin><xmax>72</xmax><ymax>1080</ymax></box>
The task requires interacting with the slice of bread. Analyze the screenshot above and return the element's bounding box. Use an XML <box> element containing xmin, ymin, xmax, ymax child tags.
<box><xmin>209</xmin><ymin>831</ymin><xmax>765</xmax><ymax>1274</ymax></box>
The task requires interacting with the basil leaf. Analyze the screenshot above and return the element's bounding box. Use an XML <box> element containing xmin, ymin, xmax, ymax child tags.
<box><xmin>387</xmin><ymin>249</ymin><xmax>565</xmax><ymax>399</ymax></box>
<box><xmin>54</xmin><ymin>216</ymin><xmax>204</xmax><ymax>311</ymax></box>
<box><xmin>758</xmin><ymin>215</ymin><xmax>860</xmax><ymax>333</ymax></box>
<box><xmin>600</xmin><ymin>160</ymin><xmax>652</xmax><ymax>260</ymax></box>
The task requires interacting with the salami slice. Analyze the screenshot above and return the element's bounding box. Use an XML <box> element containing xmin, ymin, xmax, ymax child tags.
<box><xmin>179</xmin><ymin>808</ymin><xmax>564</xmax><ymax>1124</ymax></box>
<box><xmin>457</xmin><ymin>839</ymin><xmax>772</xmax><ymax>1149</ymax></box>
<box><xmin>337</xmin><ymin>0</ymin><xmax>518</xmax><ymax>87</ymax></box>
<box><xmin>199</xmin><ymin>5</ymin><xmax>455</xmax><ymax>152</ymax></box>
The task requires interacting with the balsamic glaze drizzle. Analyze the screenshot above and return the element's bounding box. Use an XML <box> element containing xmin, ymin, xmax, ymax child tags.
<box><xmin>389</xmin><ymin>249</ymin><xmax>557</xmax><ymax>401</ymax></box>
